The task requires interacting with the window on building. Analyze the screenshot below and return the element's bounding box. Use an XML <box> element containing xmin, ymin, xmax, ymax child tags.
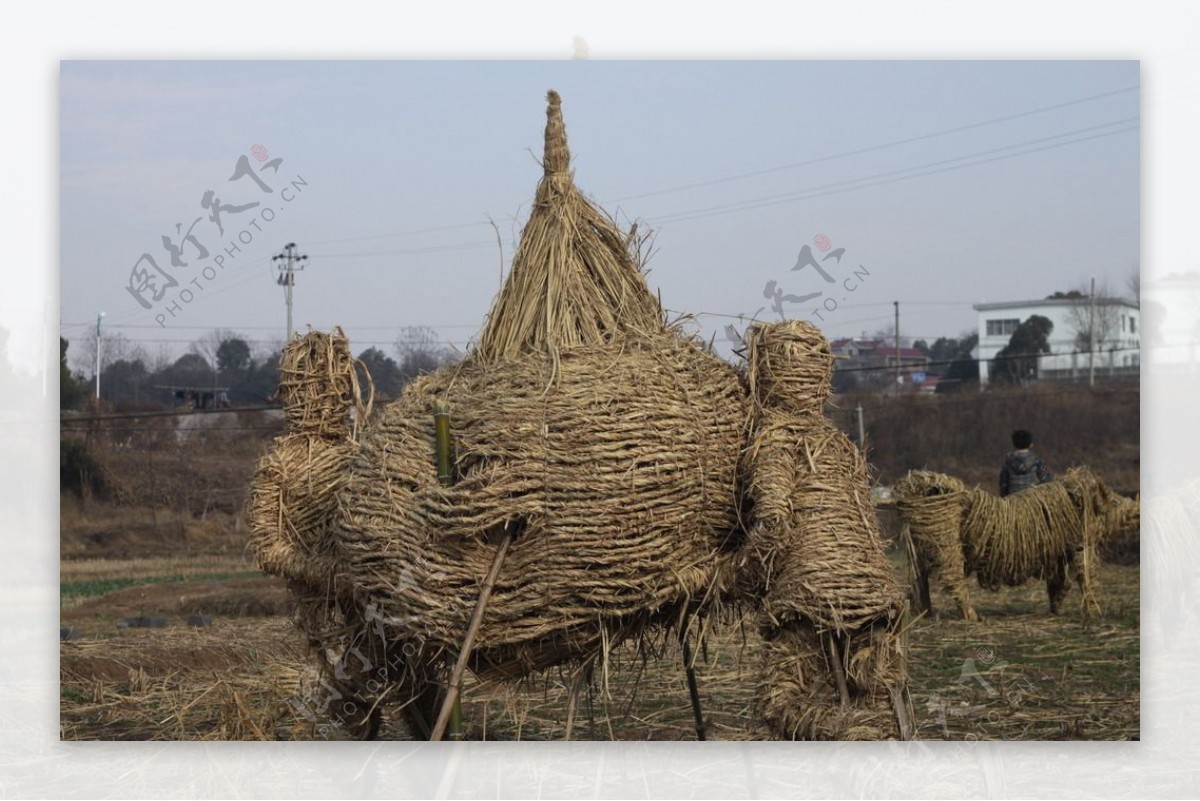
<box><xmin>986</xmin><ymin>318</ymin><xmax>1021</xmax><ymax>337</ymax></box>
<box><xmin>1131</xmin><ymin>317</ymin><xmax>1137</xmax><ymax>334</ymax></box>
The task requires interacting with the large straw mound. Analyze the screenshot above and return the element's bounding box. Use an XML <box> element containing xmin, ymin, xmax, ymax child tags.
<box><xmin>743</xmin><ymin>321</ymin><xmax>909</xmax><ymax>740</ymax></box>
<box><xmin>334</xmin><ymin>331</ymin><xmax>748</xmax><ymax>681</ymax></box>
<box><xmin>895</xmin><ymin>467</ymin><xmax>1139</xmax><ymax>620</ymax></box>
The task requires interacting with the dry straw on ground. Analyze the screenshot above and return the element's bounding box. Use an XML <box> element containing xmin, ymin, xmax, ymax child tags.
<box><xmin>894</xmin><ymin>467</ymin><xmax>1139</xmax><ymax>621</ymax></box>
<box><xmin>249</xmin><ymin>90</ymin><xmax>906</xmax><ymax>740</ymax></box>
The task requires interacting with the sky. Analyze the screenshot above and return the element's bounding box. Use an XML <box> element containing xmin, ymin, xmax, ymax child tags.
<box><xmin>56</xmin><ymin>60</ymin><xmax>1139</xmax><ymax>372</ymax></box>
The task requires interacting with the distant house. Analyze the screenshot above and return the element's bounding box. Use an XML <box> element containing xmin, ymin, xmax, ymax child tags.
<box><xmin>831</xmin><ymin>337</ymin><xmax>930</xmax><ymax>390</ymax></box>
<box><xmin>973</xmin><ymin>297</ymin><xmax>1140</xmax><ymax>386</ymax></box>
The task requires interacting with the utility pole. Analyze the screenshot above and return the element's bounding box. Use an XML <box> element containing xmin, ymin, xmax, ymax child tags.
<box><xmin>273</xmin><ymin>242</ymin><xmax>308</xmax><ymax>343</ymax></box>
<box><xmin>94</xmin><ymin>311</ymin><xmax>105</xmax><ymax>400</ymax></box>
<box><xmin>894</xmin><ymin>301</ymin><xmax>901</xmax><ymax>389</ymax></box>
<box><xmin>1088</xmin><ymin>276</ymin><xmax>1096</xmax><ymax>388</ymax></box>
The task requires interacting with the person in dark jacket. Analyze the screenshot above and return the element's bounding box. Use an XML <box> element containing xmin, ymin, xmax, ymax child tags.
<box><xmin>999</xmin><ymin>429</ymin><xmax>1052</xmax><ymax>497</ymax></box>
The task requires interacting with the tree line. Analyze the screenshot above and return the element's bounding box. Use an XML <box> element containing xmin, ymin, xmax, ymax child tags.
<box><xmin>61</xmin><ymin>326</ymin><xmax>458</xmax><ymax>411</ymax></box>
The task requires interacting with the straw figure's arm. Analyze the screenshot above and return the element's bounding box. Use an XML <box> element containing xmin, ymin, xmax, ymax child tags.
<box><xmin>746</xmin><ymin>423</ymin><xmax>801</xmax><ymax>549</ymax></box>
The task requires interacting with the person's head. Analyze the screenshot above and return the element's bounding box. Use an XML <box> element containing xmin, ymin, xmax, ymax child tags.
<box><xmin>1011</xmin><ymin>429</ymin><xmax>1034</xmax><ymax>450</ymax></box>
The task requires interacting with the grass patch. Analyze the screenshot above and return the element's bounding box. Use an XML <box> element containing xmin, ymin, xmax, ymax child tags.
<box><xmin>61</xmin><ymin>571</ymin><xmax>264</xmax><ymax>603</ymax></box>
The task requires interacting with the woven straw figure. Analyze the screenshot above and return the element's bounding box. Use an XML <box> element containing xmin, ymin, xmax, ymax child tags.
<box><xmin>247</xmin><ymin>326</ymin><xmax>383</xmax><ymax>735</ymax></box>
<box><xmin>895</xmin><ymin>468</ymin><xmax>1140</xmax><ymax>620</ymax></box>
<box><xmin>743</xmin><ymin>321</ymin><xmax>911</xmax><ymax>740</ymax></box>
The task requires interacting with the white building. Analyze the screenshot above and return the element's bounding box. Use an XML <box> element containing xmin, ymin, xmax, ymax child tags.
<box><xmin>974</xmin><ymin>297</ymin><xmax>1140</xmax><ymax>385</ymax></box>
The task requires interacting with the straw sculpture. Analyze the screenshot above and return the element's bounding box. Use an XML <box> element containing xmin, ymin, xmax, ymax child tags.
<box><xmin>248</xmin><ymin>326</ymin><xmax>373</xmax><ymax>585</ymax></box>
<box><xmin>894</xmin><ymin>468</ymin><xmax>1140</xmax><ymax>620</ymax></box>
<box><xmin>743</xmin><ymin>321</ymin><xmax>910</xmax><ymax>740</ymax></box>
<box><xmin>249</xmin><ymin>90</ymin><xmax>911</xmax><ymax>741</ymax></box>
<box><xmin>251</xmin><ymin>91</ymin><xmax>753</xmax><ymax>738</ymax></box>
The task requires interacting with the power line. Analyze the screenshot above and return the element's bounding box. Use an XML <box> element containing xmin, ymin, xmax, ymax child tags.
<box><xmin>604</xmin><ymin>86</ymin><xmax>1138</xmax><ymax>204</ymax></box>
<box><xmin>167</xmin><ymin>86</ymin><xmax>1135</xmax><ymax>256</ymax></box>
<box><xmin>305</xmin><ymin>220</ymin><xmax>497</xmax><ymax>247</ymax></box>
<box><xmin>61</xmin><ymin>99</ymin><xmax>1140</xmax><ymax>349</ymax></box>
<box><xmin>306</xmin><ymin>241</ymin><xmax>497</xmax><ymax>260</ymax></box>
<box><xmin>648</xmin><ymin>118</ymin><xmax>1138</xmax><ymax>226</ymax></box>
<box><xmin>59</xmin><ymin>255</ymin><xmax>277</xmax><ymax>335</ymax></box>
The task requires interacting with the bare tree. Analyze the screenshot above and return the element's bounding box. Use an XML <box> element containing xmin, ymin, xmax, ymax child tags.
<box><xmin>191</xmin><ymin>328</ymin><xmax>243</xmax><ymax>370</ymax></box>
<box><xmin>71</xmin><ymin>326</ymin><xmax>131</xmax><ymax>379</ymax></box>
<box><xmin>394</xmin><ymin>326</ymin><xmax>442</xmax><ymax>361</ymax></box>
<box><xmin>1126</xmin><ymin>264</ymin><xmax>1140</xmax><ymax>304</ymax></box>
<box><xmin>252</xmin><ymin>337</ymin><xmax>285</xmax><ymax>366</ymax></box>
<box><xmin>1062</xmin><ymin>281</ymin><xmax>1122</xmax><ymax>354</ymax></box>
<box><xmin>871</xmin><ymin>322</ymin><xmax>912</xmax><ymax>349</ymax></box>
<box><xmin>394</xmin><ymin>326</ymin><xmax>453</xmax><ymax>382</ymax></box>
<box><xmin>149</xmin><ymin>342</ymin><xmax>175</xmax><ymax>374</ymax></box>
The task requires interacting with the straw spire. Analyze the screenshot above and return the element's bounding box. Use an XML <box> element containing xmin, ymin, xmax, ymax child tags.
<box><xmin>475</xmin><ymin>89</ymin><xmax>666</xmax><ymax>364</ymax></box>
<box><xmin>543</xmin><ymin>89</ymin><xmax>569</xmax><ymax>176</ymax></box>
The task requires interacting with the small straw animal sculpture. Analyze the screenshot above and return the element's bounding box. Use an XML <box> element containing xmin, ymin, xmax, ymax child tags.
<box><xmin>894</xmin><ymin>468</ymin><xmax>1139</xmax><ymax>620</ymax></box>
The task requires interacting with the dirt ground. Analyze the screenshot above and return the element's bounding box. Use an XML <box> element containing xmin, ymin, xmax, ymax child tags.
<box><xmin>60</xmin><ymin>552</ymin><xmax>1139</xmax><ymax>741</ymax></box>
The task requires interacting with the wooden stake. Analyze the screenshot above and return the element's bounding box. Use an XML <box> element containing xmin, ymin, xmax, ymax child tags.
<box><xmin>681</xmin><ymin>625</ymin><xmax>706</xmax><ymax>741</ymax></box>
<box><xmin>564</xmin><ymin>667</ymin><xmax>588</xmax><ymax>741</ymax></box>
<box><xmin>828</xmin><ymin>633</ymin><xmax>851</xmax><ymax>710</ymax></box>
<box><xmin>433</xmin><ymin>399</ymin><xmax>463</xmax><ymax>739</ymax></box>
<box><xmin>889</xmin><ymin>684</ymin><xmax>914</xmax><ymax>741</ymax></box>
<box><xmin>430</xmin><ymin>530</ymin><xmax>513</xmax><ymax>742</ymax></box>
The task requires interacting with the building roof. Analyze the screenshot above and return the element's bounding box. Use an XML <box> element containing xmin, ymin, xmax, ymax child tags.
<box><xmin>830</xmin><ymin>339</ymin><xmax>927</xmax><ymax>360</ymax></box>
<box><xmin>973</xmin><ymin>297</ymin><xmax>1139</xmax><ymax>312</ymax></box>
